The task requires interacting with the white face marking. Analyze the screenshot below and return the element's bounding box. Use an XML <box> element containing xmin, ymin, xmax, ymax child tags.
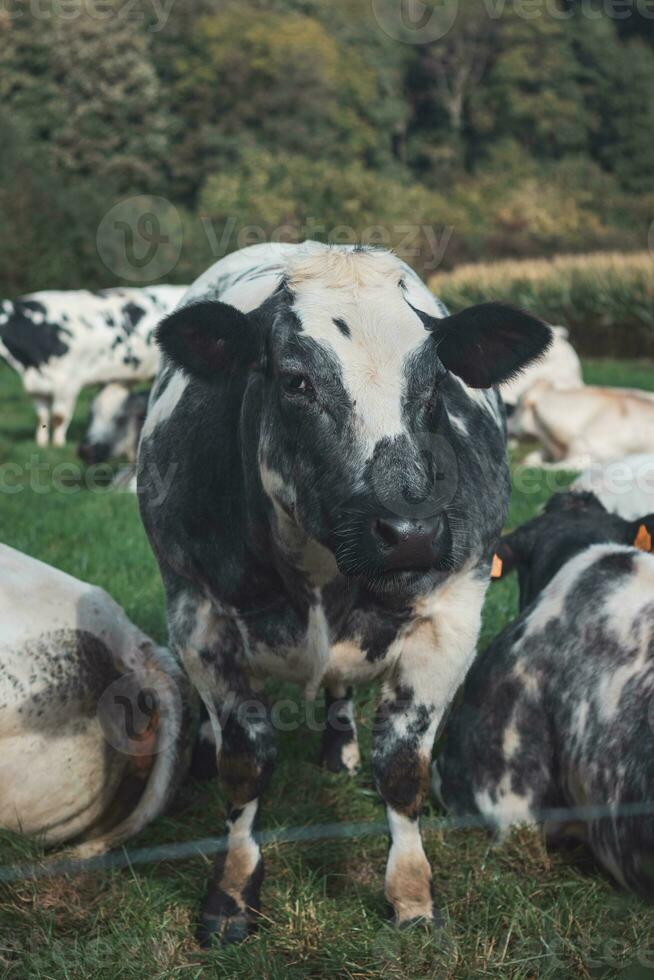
<box><xmin>287</xmin><ymin>250</ymin><xmax>434</xmax><ymax>458</ymax></box>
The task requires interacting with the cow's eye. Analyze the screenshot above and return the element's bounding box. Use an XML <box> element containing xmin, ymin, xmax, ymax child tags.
<box><xmin>281</xmin><ymin>372</ymin><xmax>315</xmax><ymax>399</ymax></box>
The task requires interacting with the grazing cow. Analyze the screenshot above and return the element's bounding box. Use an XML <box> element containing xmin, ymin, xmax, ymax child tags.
<box><xmin>572</xmin><ymin>454</ymin><xmax>654</xmax><ymax>521</ymax></box>
<box><xmin>138</xmin><ymin>240</ymin><xmax>551</xmax><ymax>943</ymax></box>
<box><xmin>78</xmin><ymin>382</ymin><xmax>149</xmax><ymax>496</ymax></box>
<box><xmin>509</xmin><ymin>381</ymin><xmax>654</xmax><ymax>469</ymax></box>
<box><xmin>500</xmin><ymin>325</ymin><xmax>582</xmax><ymax>412</ymax></box>
<box><xmin>0</xmin><ymin>543</ymin><xmax>190</xmax><ymax>856</ymax></box>
<box><xmin>433</xmin><ymin>493</ymin><xmax>654</xmax><ymax>898</ymax></box>
<box><xmin>0</xmin><ymin>286</ymin><xmax>186</xmax><ymax>447</ymax></box>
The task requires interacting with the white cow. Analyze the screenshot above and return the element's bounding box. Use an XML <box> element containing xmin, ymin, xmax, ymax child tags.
<box><xmin>511</xmin><ymin>381</ymin><xmax>654</xmax><ymax>470</ymax></box>
<box><xmin>500</xmin><ymin>325</ymin><xmax>582</xmax><ymax>409</ymax></box>
<box><xmin>572</xmin><ymin>454</ymin><xmax>654</xmax><ymax>520</ymax></box>
<box><xmin>0</xmin><ymin>286</ymin><xmax>186</xmax><ymax>447</ymax></box>
<box><xmin>0</xmin><ymin>544</ymin><xmax>190</xmax><ymax>857</ymax></box>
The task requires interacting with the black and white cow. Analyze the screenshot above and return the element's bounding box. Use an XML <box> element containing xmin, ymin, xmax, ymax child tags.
<box><xmin>434</xmin><ymin>493</ymin><xmax>654</xmax><ymax>898</ymax></box>
<box><xmin>0</xmin><ymin>543</ymin><xmax>190</xmax><ymax>857</ymax></box>
<box><xmin>137</xmin><ymin>241</ymin><xmax>551</xmax><ymax>944</ymax></box>
<box><xmin>79</xmin><ymin>383</ymin><xmax>149</xmax><ymax>466</ymax></box>
<box><xmin>0</xmin><ymin>286</ymin><xmax>185</xmax><ymax>447</ymax></box>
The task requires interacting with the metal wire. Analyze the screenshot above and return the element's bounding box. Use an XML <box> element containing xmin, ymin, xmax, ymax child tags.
<box><xmin>2</xmin><ymin>799</ymin><xmax>653</xmax><ymax>883</ymax></box>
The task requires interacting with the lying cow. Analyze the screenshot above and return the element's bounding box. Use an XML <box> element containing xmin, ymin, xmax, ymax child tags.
<box><xmin>500</xmin><ymin>325</ymin><xmax>582</xmax><ymax>412</ymax></box>
<box><xmin>0</xmin><ymin>543</ymin><xmax>190</xmax><ymax>857</ymax></box>
<box><xmin>0</xmin><ymin>285</ymin><xmax>185</xmax><ymax>447</ymax></box>
<box><xmin>434</xmin><ymin>493</ymin><xmax>654</xmax><ymax>898</ymax></box>
<box><xmin>138</xmin><ymin>240</ymin><xmax>551</xmax><ymax>943</ymax></box>
<box><xmin>572</xmin><ymin>453</ymin><xmax>654</xmax><ymax>521</ymax></box>
<box><xmin>510</xmin><ymin>380</ymin><xmax>654</xmax><ymax>469</ymax></box>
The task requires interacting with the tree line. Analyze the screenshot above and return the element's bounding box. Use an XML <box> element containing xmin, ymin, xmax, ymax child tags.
<box><xmin>2</xmin><ymin>0</ymin><xmax>654</xmax><ymax>294</ymax></box>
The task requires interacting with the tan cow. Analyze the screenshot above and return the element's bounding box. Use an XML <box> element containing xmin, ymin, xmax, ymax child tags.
<box><xmin>0</xmin><ymin>544</ymin><xmax>190</xmax><ymax>857</ymax></box>
<box><xmin>510</xmin><ymin>381</ymin><xmax>654</xmax><ymax>470</ymax></box>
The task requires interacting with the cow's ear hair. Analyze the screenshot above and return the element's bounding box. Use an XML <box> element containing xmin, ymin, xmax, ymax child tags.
<box><xmin>631</xmin><ymin>516</ymin><xmax>654</xmax><ymax>553</ymax></box>
<box><xmin>156</xmin><ymin>300</ymin><xmax>262</xmax><ymax>382</ymax></box>
<box><xmin>434</xmin><ymin>302</ymin><xmax>553</xmax><ymax>389</ymax></box>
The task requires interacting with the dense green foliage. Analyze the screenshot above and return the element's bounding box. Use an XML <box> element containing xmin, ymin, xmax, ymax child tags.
<box><xmin>2</xmin><ymin>0</ymin><xmax>654</xmax><ymax>294</ymax></box>
<box><xmin>2</xmin><ymin>358</ymin><xmax>654</xmax><ymax>977</ymax></box>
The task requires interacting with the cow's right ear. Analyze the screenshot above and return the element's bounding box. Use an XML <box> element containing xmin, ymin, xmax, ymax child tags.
<box><xmin>156</xmin><ymin>301</ymin><xmax>262</xmax><ymax>382</ymax></box>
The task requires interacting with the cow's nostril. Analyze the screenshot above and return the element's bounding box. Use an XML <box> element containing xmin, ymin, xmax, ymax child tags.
<box><xmin>373</xmin><ymin>517</ymin><xmax>401</xmax><ymax>549</ymax></box>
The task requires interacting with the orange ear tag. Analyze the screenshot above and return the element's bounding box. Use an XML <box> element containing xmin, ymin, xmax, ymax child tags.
<box><xmin>634</xmin><ymin>525</ymin><xmax>653</xmax><ymax>553</ymax></box>
<box><xmin>491</xmin><ymin>554</ymin><xmax>504</xmax><ymax>579</ymax></box>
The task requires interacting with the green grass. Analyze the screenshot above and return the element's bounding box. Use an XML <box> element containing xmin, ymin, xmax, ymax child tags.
<box><xmin>1</xmin><ymin>360</ymin><xmax>654</xmax><ymax>979</ymax></box>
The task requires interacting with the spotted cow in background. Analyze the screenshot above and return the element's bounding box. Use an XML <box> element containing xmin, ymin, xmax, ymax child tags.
<box><xmin>434</xmin><ymin>492</ymin><xmax>654</xmax><ymax>899</ymax></box>
<box><xmin>0</xmin><ymin>543</ymin><xmax>190</xmax><ymax>855</ymax></box>
<box><xmin>138</xmin><ymin>241</ymin><xmax>551</xmax><ymax>944</ymax></box>
<box><xmin>0</xmin><ymin>286</ymin><xmax>186</xmax><ymax>446</ymax></box>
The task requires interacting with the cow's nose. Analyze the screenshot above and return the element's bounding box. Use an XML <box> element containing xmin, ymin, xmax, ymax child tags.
<box><xmin>370</xmin><ymin>514</ymin><xmax>450</xmax><ymax>570</ymax></box>
<box><xmin>78</xmin><ymin>442</ymin><xmax>93</xmax><ymax>463</ymax></box>
<box><xmin>78</xmin><ymin>441</ymin><xmax>109</xmax><ymax>464</ymax></box>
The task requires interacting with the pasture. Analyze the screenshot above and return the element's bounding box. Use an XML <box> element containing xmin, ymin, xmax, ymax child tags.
<box><xmin>1</xmin><ymin>359</ymin><xmax>654</xmax><ymax>979</ymax></box>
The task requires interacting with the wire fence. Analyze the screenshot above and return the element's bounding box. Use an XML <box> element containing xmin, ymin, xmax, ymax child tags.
<box><xmin>2</xmin><ymin>799</ymin><xmax>654</xmax><ymax>884</ymax></box>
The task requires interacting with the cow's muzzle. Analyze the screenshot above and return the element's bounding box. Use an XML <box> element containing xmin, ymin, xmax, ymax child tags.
<box><xmin>370</xmin><ymin>513</ymin><xmax>451</xmax><ymax>572</ymax></box>
<box><xmin>78</xmin><ymin>440</ymin><xmax>111</xmax><ymax>465</ymax></box>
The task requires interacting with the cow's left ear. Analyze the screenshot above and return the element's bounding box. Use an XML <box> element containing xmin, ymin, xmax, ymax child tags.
<box><xmin>156</xmin><ymin>300</ymin><xmax>262</xmax><ymax>383</ymax></box>
<box><xmin>434</xmin><ymin>302</ymin><xmax>552</xmax><ymax>389</ymax></box>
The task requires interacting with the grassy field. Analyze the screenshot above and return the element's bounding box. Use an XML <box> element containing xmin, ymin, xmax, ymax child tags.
<box><xmin>1</xmin><ymin>360</ymin><xmax>654</xmax><ymax>979</ymax></box>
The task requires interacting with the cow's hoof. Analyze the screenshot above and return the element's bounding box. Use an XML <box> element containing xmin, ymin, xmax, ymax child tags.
<box><xmin>398</xmin><ymin>908</ymin><xmax>443</xmax><ymax>931</ymax></box>
<box><xmin>320</xmin><ymin>736</ymin><xmax>360</xmax><ymax>775</ymax></box>
<box><xmin>197</xmin><ymin>911</ymin><xmax>251</xmax><ymax>947</ymax></box>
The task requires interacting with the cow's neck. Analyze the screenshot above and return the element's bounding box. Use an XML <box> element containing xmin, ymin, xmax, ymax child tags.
<box><xmin>267</xmin><ymin>496</ymin><xmax>339</xmax><ymax>590</ymax></box>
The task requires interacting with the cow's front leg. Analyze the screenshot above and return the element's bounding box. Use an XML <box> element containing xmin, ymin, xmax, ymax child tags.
<box><xmin>51</xmin><ymin>391</ymin><xmax>77</xmax><ymax>447</ymax></box>
<box><xmin>32</xmin><ymin>395</ymin><xmax>52</xmax><ymax>447</ymax></box>
<box><xmin>180</xmin><ymin>619</ymin><xmax>276</xmax><ymax>947</ymax></box>
<box><xmin>373</xmin><ymin>572</ymin><xmax>487</xmax><ymax>926</ymax></box>
<box><xmin>201</xmin><ymin>684</ymin><xmax>276</xmax><ymax>946</ymax></box>
<box><xmin>372</xmin><ymin>681</ymin><xmax>438</xmax><ymax>926</ymax></box>
<box><xmin>320</xmin><ymin>683</ymin><xmax>360</xmax><ymax>774</ymax></box>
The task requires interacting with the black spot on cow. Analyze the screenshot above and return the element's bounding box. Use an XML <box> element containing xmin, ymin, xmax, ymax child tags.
<box><xmin>333</xmin><ymin>317</ymin><xmax>351</xmax><ymax>338</ymax></box>
<box><xmin>0</xmin><ymin>302</ymin><xmax>71</xmax><ymax>369</ymax></box>
<box><xmin>122</xmin><ymin>303</ymin><xmax>146</xmax><ymax>335</ymax></box>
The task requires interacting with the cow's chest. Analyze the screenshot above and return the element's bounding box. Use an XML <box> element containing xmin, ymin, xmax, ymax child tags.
<box><xmin>238</xmin><ymin>590</ymin><xmax>412</xmax><ymax>695</ymax></box>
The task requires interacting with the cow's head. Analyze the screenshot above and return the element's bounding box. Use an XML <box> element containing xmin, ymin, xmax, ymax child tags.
<box><xmin>79</xmin><ymin>383</ymin><xmax>149</xmax><ymax>465</ymax></box>
<box><xmin>158</xmin><ymin>249</ymin><xmax>551</xmax><ymax>592</ymax></box>
<box><xmin>493</xmin><ymin>491</ymin><xmax>654</xmax><ymax>610</ymax></box>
